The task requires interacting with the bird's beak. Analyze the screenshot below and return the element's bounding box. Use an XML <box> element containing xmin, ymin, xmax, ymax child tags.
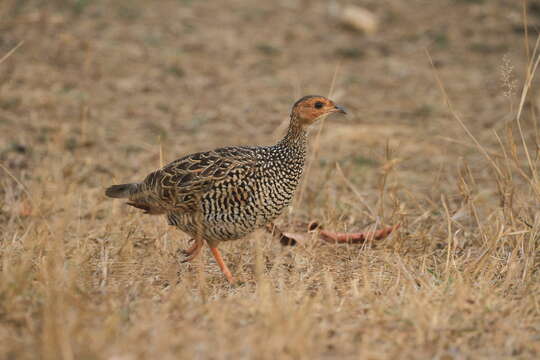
<box><xmin>331</xmin><ymin>104</ymin><xmax>347</xmax><ymax>114</ymax></box>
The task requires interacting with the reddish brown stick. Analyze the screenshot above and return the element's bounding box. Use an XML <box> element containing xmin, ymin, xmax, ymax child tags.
<box><xmin>314</xmin><ymin>223</ymin><xmax>400</xmax><ymax>244</ymax></box>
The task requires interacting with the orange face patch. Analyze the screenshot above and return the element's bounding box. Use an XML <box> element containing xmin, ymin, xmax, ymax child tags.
<box><xmin>291</xmin><ymin>95</ymin><xmax>345</xmax><ymax>125</ymax></box>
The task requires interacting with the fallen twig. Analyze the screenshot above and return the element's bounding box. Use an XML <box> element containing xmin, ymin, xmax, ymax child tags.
<box><xmin>269</xmin><ymin>221</ymin><xmax>400</xmax><ymax>246</ymax></box>
<box><xmin>309</xmin><ymin>221</ymin><xmax>400</xmax><ymax>244</ymax></box>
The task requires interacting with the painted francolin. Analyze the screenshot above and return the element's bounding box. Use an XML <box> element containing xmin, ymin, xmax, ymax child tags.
<box><xmin>105</xmin><ymin>95</ymin><xmax>346</xmax><ymax>283</ymax></box>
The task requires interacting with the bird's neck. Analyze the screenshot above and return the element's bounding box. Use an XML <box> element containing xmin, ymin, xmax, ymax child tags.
<box><xmin>268</xmin><ymin>114</ymin><xmax>308</xmax><ymax>185</ymax></box>
<box><xmin>277</xmin><ymin>114</ymin><xmax>308</xmax><ymax>149</ymax></box>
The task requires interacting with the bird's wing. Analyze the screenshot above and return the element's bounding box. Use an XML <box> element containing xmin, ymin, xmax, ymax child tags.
<box><xmin>136</xmin><ymin>146</ymin><xmax>257</xmax><ymax>212</ymax></box>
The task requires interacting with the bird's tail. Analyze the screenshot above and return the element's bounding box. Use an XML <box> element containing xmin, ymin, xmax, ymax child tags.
<box><xmin>105</xmin><ymin>183</ymin><xmax>139</xmax><ymax>199</ymax></box>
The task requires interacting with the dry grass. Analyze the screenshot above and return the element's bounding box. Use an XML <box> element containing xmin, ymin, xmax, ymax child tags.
<box><xmin>1</xmin><ymin>1</ymin><xmax>539</xmax><ymax>359</ymax></box>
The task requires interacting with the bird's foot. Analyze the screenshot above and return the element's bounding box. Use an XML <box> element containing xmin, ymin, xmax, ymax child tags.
<box><xmin>179</xmin><ymin>238</ymin><xmax>204</xmax><ymax>263</ymax></box>
<box><xmin>209</xmin><ymin>247</ymin><xmax>235</xmax><ymax>284</ymax></box>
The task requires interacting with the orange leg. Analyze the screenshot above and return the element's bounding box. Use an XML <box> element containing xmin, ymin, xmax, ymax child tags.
<box><xmin>180</xmin><ymin>238</ymin><xmax>204</xmax><ymax>263</ymax></box>
<box><xmin>210</xmin><ymin>247</ymin><xmax>234</xmax><ymax>284</ymax></box>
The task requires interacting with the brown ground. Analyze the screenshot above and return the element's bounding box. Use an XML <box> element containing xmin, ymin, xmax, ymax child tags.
<box><xmin>1</xmin><ymin>0</ymin><xmax>539</xmax><ymax>359</ymax></box>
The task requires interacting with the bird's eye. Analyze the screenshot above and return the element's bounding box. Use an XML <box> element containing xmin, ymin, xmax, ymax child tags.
<box><xmin>314</xmin><ymin>101</ymin><xmax>324</xmax><ymax>109</ymax></box>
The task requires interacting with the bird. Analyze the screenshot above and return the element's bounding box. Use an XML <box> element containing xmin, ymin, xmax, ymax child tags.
<box><xmin>105</xmin><ymin>95</ymin><xmax>346</xmax><ymax>283</ymax></box>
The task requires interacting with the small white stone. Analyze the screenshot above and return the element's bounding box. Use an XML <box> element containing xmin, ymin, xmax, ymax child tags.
<box><xmin>339</xmin><ymin>5</ymin><xmax>379</xmax><ymax>34</ymax></box>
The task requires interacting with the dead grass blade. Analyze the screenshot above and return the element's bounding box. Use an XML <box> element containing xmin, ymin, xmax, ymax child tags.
<box><xmin>425</xmin><ymin>48</ymin><xmax>504</xmax><ymax>179</ymax></box>
<box><xmin>0</xmin><ymin>40</ymin><xmax>23</xmax><ymax>65</ymax></box>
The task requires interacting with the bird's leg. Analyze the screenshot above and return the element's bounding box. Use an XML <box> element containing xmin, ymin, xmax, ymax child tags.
<box><xmin>210</xmin><ymin>247</ymin><xmax>234</xmax><ymax>284</ymax></box>
<box><xmin>264</xmin><ymin>222</ymin><xmax>297</xmax><ymax>246</ymax></box>
<box><xmin>182</xmin><ymin>238</ymin><xmax>199</xmax><ymax>255</ymax></box>
<box><xmin>180</xmin><ymin>238</ymin><xmax>204</xmax><ymax>263</ymax></box>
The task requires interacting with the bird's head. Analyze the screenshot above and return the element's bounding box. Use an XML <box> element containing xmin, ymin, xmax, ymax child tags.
<box><xmin>291</xmin><ymin>95</ymin><xmax>346</xmax><ymax>126</ymax></box>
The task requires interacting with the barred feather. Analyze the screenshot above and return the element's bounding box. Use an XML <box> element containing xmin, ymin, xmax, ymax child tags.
<box><xmin>105</xmin><ymin>95</ymin><xmax>345</xmax><ymax>247</ymax></box>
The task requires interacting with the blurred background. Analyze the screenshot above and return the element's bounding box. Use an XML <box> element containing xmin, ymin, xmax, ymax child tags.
<box><xmin>1</xmin><ymin>1</ymin><xmax>539</xmax><ymax>359</ymax></box>
<box><xmin>0</xmin><ymin>1</ymin><xmax>530</xmax><ymax>193</ymax></box>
